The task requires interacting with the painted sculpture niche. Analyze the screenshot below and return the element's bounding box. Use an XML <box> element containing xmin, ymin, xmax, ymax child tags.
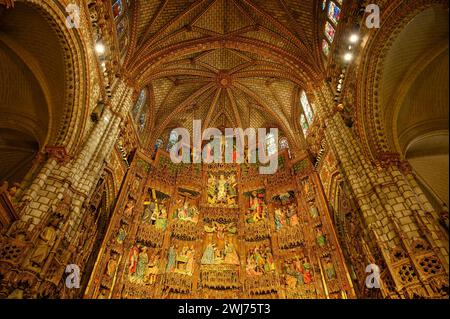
<box><xmin>207</xmin><ymin>172</ymin><xmax>238</xmax><ymax>208</ymax></box>
<box><xmin>245</xmin><ymin>244</ymin><xmax>276</xmax><ymax>276</ymax></box>
<box><xmin>116</xmin><ymin>220</ymin><xmax>127</xmax><ymax>245</ymax></box>
<box><xmin>245</xmin><ymin>190</ymin><xmax>268</xmax><ymax>224</ymax></box>
<box><xmin>200</xmin><ymin>221</ymin><xmax>241</xmax><ymax>290</ymax></box>
<box><xmin>128</xmin><ymin>243</ymin><xmax>162</xmax><ymax>285</ymax></box>
<box><xmin>282</xmin><ymin>255</ymin><xmax>314</xmax><ymax>289</ymax></box>
<box><xmin>141</xmin><ymin>189</ymin><xmax>169</xmax><ymax>230</ymax></box>
<box><xmin>202</xmin><ymin>222</ymin><xmax>239</xmax><ymax>265</ymax></box>
<box><xmin>271</xmin><ymin>191</ymin><xmax>304</xmax><ymax>249</ymax></box>
<box><xmin>166</xmin><ymin>244</ymin><xmax>196</xmax><ymax>276</ymax></box>
<box><xmin>171</xmin><ymin>192</ymin><xmax>201</xmax><ymax>241</ymax></box>
<box><xmin>173</xmin><ymin>200</ymin><xmax>200</xmax><ymax>224</ymax></box>
<box><xmin>273</xmin><ymin>191</ymin><xmax>299</xmax><ymax>230</ymax></box>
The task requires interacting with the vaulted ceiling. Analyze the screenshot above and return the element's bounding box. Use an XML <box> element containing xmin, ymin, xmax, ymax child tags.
<box><xmin>122</xmin><ymin>0</ymin><xmax>324</xmax><ymax>149</ymax></box>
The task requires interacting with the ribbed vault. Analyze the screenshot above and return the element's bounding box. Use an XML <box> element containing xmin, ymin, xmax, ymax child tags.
<box><xmin>123</xmin><ymin>0</ymin><xmax>323</xmax><ymax>150</ymax></box>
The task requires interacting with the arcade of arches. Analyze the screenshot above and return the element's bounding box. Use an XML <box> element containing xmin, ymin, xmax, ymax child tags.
<box><xmin>0</xmin><ymin>0</ymin><xmax>448</xmax><ymax>299</ymax></box>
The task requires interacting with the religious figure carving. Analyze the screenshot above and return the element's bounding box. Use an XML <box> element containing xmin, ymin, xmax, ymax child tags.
<box><xmin>301</xmin><ymin>178</ymin><xmax>315</xmax><ymax>200</ymax></box>
<box><xmin>246</xmin><ymin>191</ymin><xmax>267</xmax><ymax>224</ymax></box>
<box><xmin>128</xmin><ymin>245</ymin><xmax>140</xmax><ymax>278</ymax></box>
<box><xmin>201</xmin><ymin>243</ymin><xmax>216</xmax><ymax>265</ymax></box>
<box><xmin>28</xmin><ymin>218</ymin><xmax>59</xmax><ymax>268</ymax></box>
<box><xmin>142</xmin><ymin>199</ymin><xmax>168</xmax><ymax>230</ymax></box>
<box><xmin>324</xmin><ymin>257</ymin><xmax>336</xmax><ymax>280</ymax></box>
<box><xmin>116</xmin><ymin>224</ymin><xmax>127</xmax><ymax>244</ymax></box>
<box><xmin>106</xmin><ymin>253</ymin><xmax>118</xmax><ymax>277</ymax></box>
<box><xmin>316</xmin><ymin>228</ymin><xmax>327</xmax><ymax>247</ymax></box>
<box><xmin>123</xmin><ymin>199</ymin><xmax>135</xmax><ymax>218</ymax></box>
<box><xmin>245</xmin><ymin>246</ymin><xmax>275</xmax><ymax>276</ymax></box>
<box><xmin>166</xmin><ymin>245</ymin><xmax>195</xmax><ymax>275</ymax></box>
<box><xmin>207</xmin><ymin>175</ymin><xmax>217</xmax><ymax>205</ymax></box>
<box><xmin>135</xmin><ymin>247</ymin><xmax>149</xmax><ymax>281</ymax></box>
<box><xmin>173</xmin><ymin>201</ymin><xmax>199</xmax><ymax>224</ymax></box>
<box><xmin>223</xmin><ymin>241</ymin><xmax>240</xmax><ymax>265</ymax></box>
<box><xmin>217</xmin><ymin>175</ymin><xmax>228</xmax><ymax>204</ymax></box>
<box><xmin>207</xmin><ymin>173</ymin><xmax>238</xmax><ymax>207</ymax></box>
<box><xmin>283</xmin><ymin>256</ymin><xmax>314</xmax><ymax>289</ymax></box>
<box><xmin>166</xmin><ymin>245</ymin><xmax>176</xmax><ymax>273</ymax></box>
<box><xmin>128</xmin><ymin>245</ymin><xmax>151</xmax><ymax>283</ymax></box>
<box><xmin>274</xmin><ymin>204</ymin><xmax>299</xmax><ymax>230</ymax></box>
<box><xmin>310</xmin><ymin>206</ymin><xmax>319</xmax><ymax>219</ymax></box>
<box><xmin>275</xmin><ymin>208</ymin><xmax>284</xmax><ymax>230</ymax></box>
<box><xmin>145</xmin><ymin>253</ymin><xmax>161</xmax><ymax>285</ymax></box>
<box><xmin>227</xmin><ymin>175</ymin><xmax>237</xmax><ymax>201</ymax></box>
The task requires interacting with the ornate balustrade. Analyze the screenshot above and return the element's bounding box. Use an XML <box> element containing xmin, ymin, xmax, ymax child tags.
<box><xmin>266</xmin><ymin>171</ymin><xmax>295</xmax><ymax>200</ymax></box>
<box><xmin>244</xmin><ymin>272</ymin><xmax>279</xmax><ymax>295</ymax></box>
<box><xmin>283</xmin><ymin>284</ymin><xmax>317</xmax><ymax>299</ymax></box>
<box><xmin>122</xmin><ymin>277</ymin><xmax>163</xmax><ymax>298</ymax></box>
<box><xmin>202</xmin><ymin>207</ymin><xmax>240</xmax><ymax>224</ymax></box>
<box><xmin>136</xmin><ymin>224</ymin><xmax>165</xmax><ymax>248</ymax></box>
<box><xmin>163</xmin><ymin>272</ymin><xmax>193</xmax><ymax>293</ymax></box>
<box><xmin>244</xmin><ymin>221</ymin><xmax>271</xmax><ymax>241</ymax></box>
<box><xmin>277</xmin><ymin>227</ymin><xmax>305</xmax><ymax>249</ymax></box>
<box><xmin>171</xmin><ymin>220</ymin><xmax>200</xmax><ymax>241</ymax></box>
<box><xmin>200</xmin><ymin>264</ymin><xmax>240</xmax><ymax>289</ymax></box>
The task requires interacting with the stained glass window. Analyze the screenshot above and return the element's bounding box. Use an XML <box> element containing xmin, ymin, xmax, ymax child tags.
<box><xmin>155</xmin><ymin>139</ymin><xmax>163</xmax><ymax>150</ymax></box>
<box><xmin>322</xmin><ymin>39</ymin><xmax>330</xmax><ymax>56</ymax></box>
<box><xmin>138</xmin><ymin>113</ymin><xmax>146</xmax><ymax>131</ymax></box>
<box><xmin>328</xmin><ymin>2</ymin><xmax>341</xmax><ymax>25</ymax></box>
<box><xmin>266</xmin><ymin>133</ymin><xmax>277</xmax><ymax>156</ymax></box>
<box><xmin>279</xmin><ymin>138</ymin><xmax>289</xmax><ymax>150</ymax></box>
<box><xmin>300</xmin><ymin>114</ymin><xmax>309</xmax><ymax>136</ymax></box>
<box><xmin>279</xmin><ymin>137</ymin><xmax>291</xmax><ymax>158</ymax></box>
<box><xmin>167</xmin><ymin>130</ymin><xmax>179</xmax><ymax>151</ymax></box>
<box><xmin>301</xmin><ymin>91</ymin><xmax>314</xmax><ymax>124</ymax></box>
<box><xmin>132</xmin><ymin>89</ymin><xmax>147</xmax><ymax>122</ymax></box>
<box><xmin>112</xmin><ymin>0</ymin><xmax>123</xmax><ymax>20</ymax></box>
<box><xmin>325</xmin><ymin>21</ymin><xmax>336</xmax><ymax>43</ymax></box>
<box><xmin>116</xmin><ymin>18</ymin><xmax>128</xmax><ymax>39</ymax></box>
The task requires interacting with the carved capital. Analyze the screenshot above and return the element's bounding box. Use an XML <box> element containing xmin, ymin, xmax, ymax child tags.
<box><xmin>45</xmin><ymin>146</ymin><xmax>71</xmax><ymax>164</ymax></box>
<box><xmin>377</xmin><ymin>152</ymin><xmax>401</xmax><ymax>169</ymax></box>
<box><xmin>0</xmin><ymin>0</ymin><xmax>14</xmax><ymax>9</ymax></box>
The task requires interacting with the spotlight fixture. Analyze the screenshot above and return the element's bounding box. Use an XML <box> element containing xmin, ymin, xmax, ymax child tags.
<box><xmin>343</xmin><ymin>52</ymin><xmax>353</xmax><ymax>62</ymax></box>
<box><xmin>95</xmin><ymin>42</ymin><xmax>105</xmax><ymax>55</ymax></box>
<box><xmin>349</xmin><ymin>33</ymin><xmax>359</xmax><ymax>44</ymax></box>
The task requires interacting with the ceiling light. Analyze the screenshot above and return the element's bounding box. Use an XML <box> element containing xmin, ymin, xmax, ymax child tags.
<box><xmin>349</xmin><ymin>34</ymin><xmax>359</xmax><ymax>44</ymax></box>
<box><xmin>343</xmin><ymin>52</ymin><xmax>353</xmax><ymax>62</ymax></box>
<box><xmin>95</xmin><ymin>42</ymin><xmax>105</xmax><ymax>55</ymax></box>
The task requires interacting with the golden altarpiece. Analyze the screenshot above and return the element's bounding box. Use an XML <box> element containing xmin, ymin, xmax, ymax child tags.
<box><xmin>0</xmin><ymin>0</ymin><xmax>448</xmax><ymax>300</ymax></box>
<box><xmin>83</xmin><ymin>148</ymin><xmax>354</xmax><ymax>299</ymax></box>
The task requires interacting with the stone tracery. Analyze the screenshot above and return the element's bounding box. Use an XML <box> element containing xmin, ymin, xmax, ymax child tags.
<box><xmin>0</xmin><ymin>0</ymin><xmax>447</xmax><ymax>300</ymax></box>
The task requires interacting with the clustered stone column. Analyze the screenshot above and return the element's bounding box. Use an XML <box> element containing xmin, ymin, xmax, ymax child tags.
<box><xmin>312</xmin><ymin>82</ymin><xmax>449</xmax><ymax>298</ymax></box>
<box><xmin>0</xmin><ymin>79</ymin><xmax>134</xmax><ymax>298</ymax></box>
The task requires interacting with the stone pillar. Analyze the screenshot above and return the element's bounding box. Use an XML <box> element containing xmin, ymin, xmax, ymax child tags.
<box><xmin>312</xmin><ymin>81</ymin><xmax>449</xmax><ymax>298</ymax></box>
<box><xmin>0</xmin><ymin>79</ymin><xmax>134</xmax><ymax>298</ymax></box>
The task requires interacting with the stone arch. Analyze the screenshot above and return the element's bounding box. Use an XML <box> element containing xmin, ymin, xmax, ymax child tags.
<box><xmin>0</xmin><ymin>0</ymin><xmax>90</xmax><ymax>184</ymax></box>
<box><xmin>356</xmin><ymin>0</ymin><xmax>448</xmax><ymax>159</ymax></box>
<box><xmin>356</xmin><ymin>1</ymin><xmax>448</xmax><ymax>210</ymax></box>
